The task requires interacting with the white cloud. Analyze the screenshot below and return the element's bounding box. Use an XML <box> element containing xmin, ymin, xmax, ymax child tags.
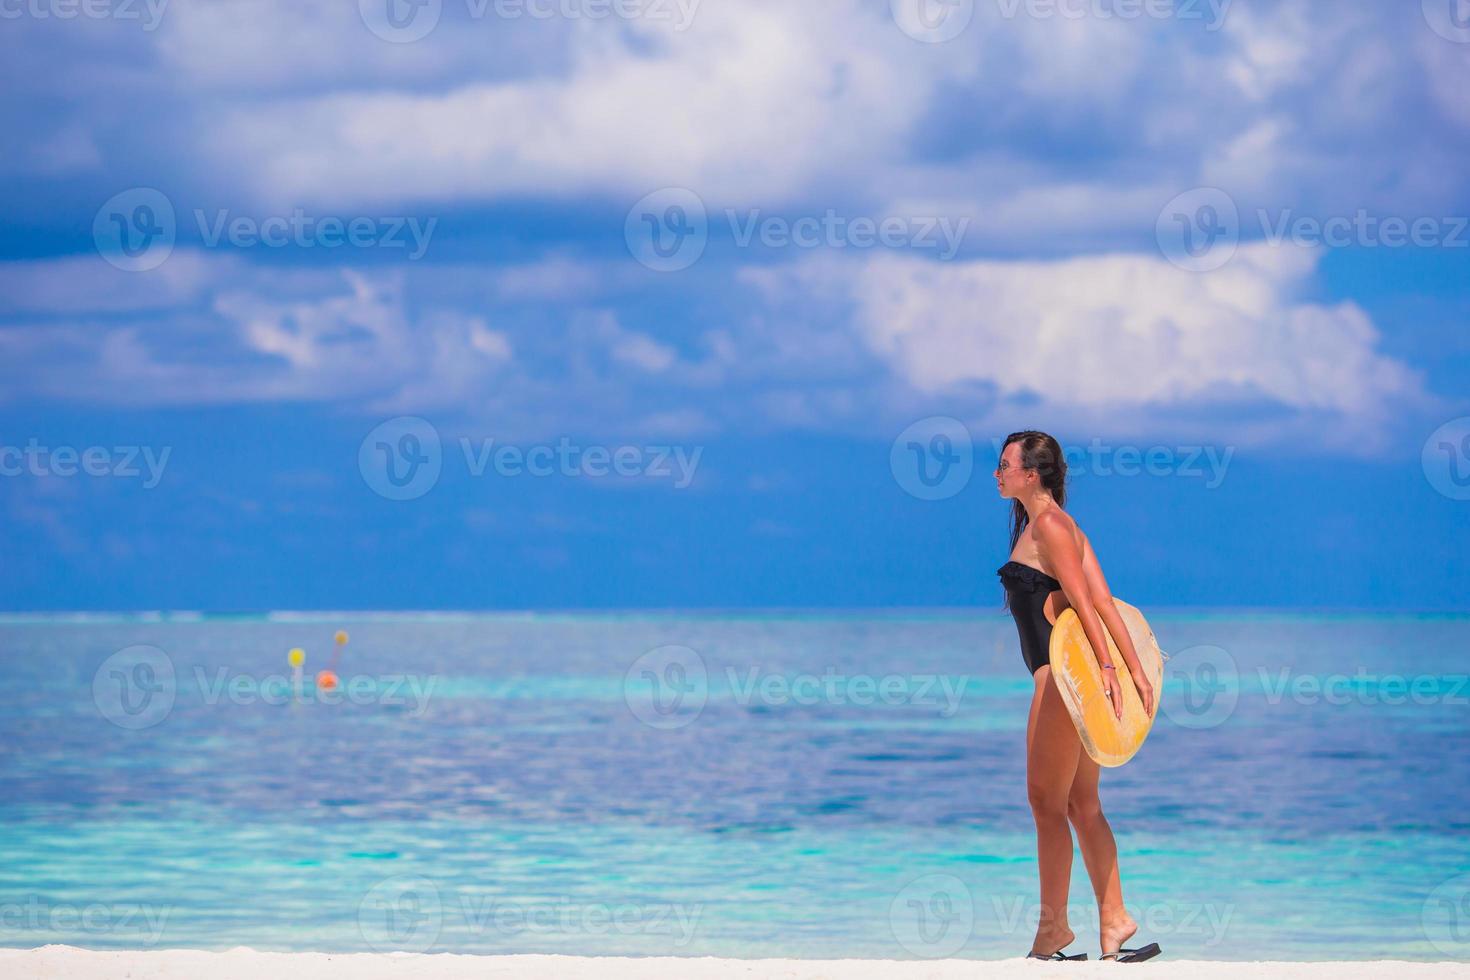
<box><xmin>1222</xmin><ymin>3</ymin><xmax>1315</xmax><ymax>101</ymax></box>
<box><xmin>203</xmin><ymin>2</ymin><xmax>924</xmax><ymax>209</ymax></box>
<box><xmin>1418</xmin><ymin>30</ymin><xmax>1470</xmax><ymax>132</ymax></box>
<box><xmin>0</xmin><ymin>252</ymin><xmax>229</xmax><ymax>315</ymax></box>
<box><xmin>5</xmin><ymin>0</ymin><xmax>1464</xmax><ymax>255</ymax></box>
<box><xmin>0</xmin><ymin>260</ymin><xmax>512</xmax><ymax>410</ymax></box>
<box><xmin>3</xmin><ymin>124</ymin><xmax>105</xmax><ymax>177</ymax></box>
<box><xmin>742</xmin><ymin>242</ymin><xmax>1428</xmax><ymax>452</ymax></box>
<box><xmin>490</xmin><ymin>256</ymin><xmax>603</xmax><ymax>302</ymax></box>
<box><xmin>0</xmin><ymin>241</ymin><xmax>1440</xmax><ymax>454</ymax></box>
<box><xmin>155</xmin><ymin>0</ymin><xmax>559</xmax><ymax>93</ymax></box>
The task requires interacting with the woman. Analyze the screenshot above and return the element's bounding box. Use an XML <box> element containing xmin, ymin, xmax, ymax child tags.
<box><xmin>994</xmin><ymin>431</ymin><xmax>1161</xmax><ymax>963</ymax></box>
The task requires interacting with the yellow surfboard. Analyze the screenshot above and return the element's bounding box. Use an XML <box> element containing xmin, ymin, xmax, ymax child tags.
<box><xmin>1048</xmin><ymin>599</ymin><xmax>1164</xmax><ymax>767</ymax></box>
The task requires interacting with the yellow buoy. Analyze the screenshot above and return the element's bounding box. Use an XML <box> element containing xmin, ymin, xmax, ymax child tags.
<box><xmin>288</xmin><ymin>648</ymin><xmax>305</xmax><ymax>668</ymax></box>
<box><xmin>334</xmin><ymin>630</ymin><xmax>349</xmax><ymax>646</ymax></box>
<box><xmin>1048</xmin><ymin>599</ymin><xmax>1164</xmax><ymax>767</ymax></box>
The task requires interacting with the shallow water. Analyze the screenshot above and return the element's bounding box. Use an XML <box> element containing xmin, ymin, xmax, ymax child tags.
<box><xmin>1</xmin><ymin>612</ymin><xmax>1467</xmax><ymax>960</ymax></box>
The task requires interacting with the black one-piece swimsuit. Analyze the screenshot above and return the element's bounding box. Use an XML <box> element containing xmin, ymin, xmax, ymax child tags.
<box><xmin>997</xmin><ymin>560</ymin><xmax>1063</xmax><ymax>675</ymax></box>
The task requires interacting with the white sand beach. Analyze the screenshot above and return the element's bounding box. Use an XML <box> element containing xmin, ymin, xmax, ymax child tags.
<box><xmin>5</xmin><ymin>947</ymin><xmax>1469</xmax><ymax>979</ymax></box>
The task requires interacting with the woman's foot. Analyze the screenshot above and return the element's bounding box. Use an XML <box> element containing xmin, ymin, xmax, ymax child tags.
<box><xmin>1099</xmin><ymin>912</ymin><xmax>1138</xmax><ymax>958</ymax></box>
<box><xmin>1029</xmin><ymin>924</ymin><xmax>1076</xmax><ymax>958</ymax></box>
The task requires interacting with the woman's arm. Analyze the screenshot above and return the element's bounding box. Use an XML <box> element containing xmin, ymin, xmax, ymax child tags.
<box><xmin>1034</xmin><ymin>512</ymin><xmax>1126</xmax><ymax>720</ymax></box>
<box><xmin>1080</xmin><ymin>538</ymin><xmax>1155</xmax><ymax>718</ymax></box>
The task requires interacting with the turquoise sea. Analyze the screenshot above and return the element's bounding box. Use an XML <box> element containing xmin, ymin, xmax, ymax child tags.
<box><xmin>1</xmin><ymin>611</ymin><xmax>1467</xmax><ymax>961</ymax></box>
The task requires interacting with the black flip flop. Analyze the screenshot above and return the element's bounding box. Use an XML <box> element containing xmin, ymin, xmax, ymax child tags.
<box><xmin>1029</xmin><ymin>949</ymin><xmax>1088</xmax><ymax>960</ymax></box>
<box><xmin>1100</xmin><ymin>942</ymin><xmax>1161</xmax><ymax>962</ymax></box>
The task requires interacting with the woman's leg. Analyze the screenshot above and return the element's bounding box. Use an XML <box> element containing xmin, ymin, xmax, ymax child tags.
<box><xmin>1025</xmin><ymin>664</ymin><xmax>1082</xmax><ymax>954</ymax></box>
<box><xmin>1068</xmin><ymin>744</ymin><xmax>1139</xmax><ymax>953</ymax></box>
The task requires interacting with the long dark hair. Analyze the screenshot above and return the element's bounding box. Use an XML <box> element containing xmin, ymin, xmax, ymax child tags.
<box><xmin>1002</xmin><ymin>430</ymin><xmax>1068</xmax><ymax>554</ymax></box>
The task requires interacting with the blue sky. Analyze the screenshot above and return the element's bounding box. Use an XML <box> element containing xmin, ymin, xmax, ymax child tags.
<box><xmin>1</xmin><ymin>1</ymin><xmax>1468</xmax><ymax>611</ymax></box>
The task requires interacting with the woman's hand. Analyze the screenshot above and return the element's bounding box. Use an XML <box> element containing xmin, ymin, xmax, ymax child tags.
<box><xmin>1100</xmin><ymin>663</ymin><xmax>1123</xmax><ymax>720</ymax></box>
<box><xmin>1131</xmin><ymin>667</ymin><xmax>1156</xmax><ymax>719</ymax></box>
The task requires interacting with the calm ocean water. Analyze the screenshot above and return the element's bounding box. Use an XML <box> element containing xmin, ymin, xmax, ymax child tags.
<box><xmin>1</xmin><ymin>611</ymin><xmax>1467</xmax><ymax>961</ymax></box>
